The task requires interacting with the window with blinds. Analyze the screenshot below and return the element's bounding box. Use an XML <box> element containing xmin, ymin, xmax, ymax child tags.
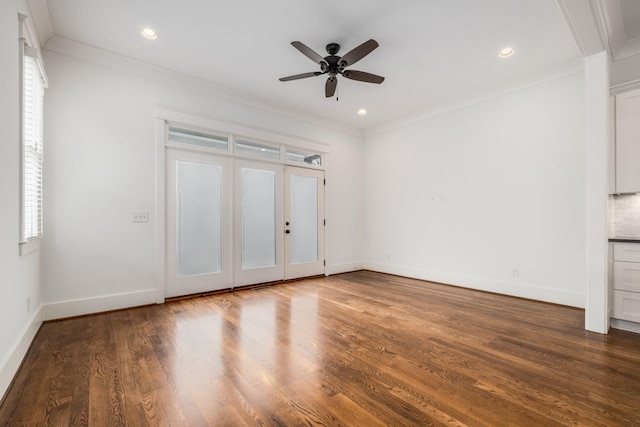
<box><xmin>21</xmin><ymin>46</ymin><xmax>46</xmax><ymax>242</ymax></box>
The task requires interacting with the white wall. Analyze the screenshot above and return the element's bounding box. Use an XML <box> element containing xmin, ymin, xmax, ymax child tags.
<box><xmin>364</xmin><ymin>72</ymin><xmax>587</xmax><ymax>307</ymax></box>
<box><xmin>41</xmin><ymin>44</ymin><xmax>364</xmax><ymax>318</ymax></box>
<box><xmin>0</xmin><ymin>0</ymin><xmax>44</xmax><ymax>399</ymax></box>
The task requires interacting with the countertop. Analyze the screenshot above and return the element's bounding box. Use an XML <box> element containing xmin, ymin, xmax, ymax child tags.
<box><xmin>609</xmin><ymin>236</ymin><xmax>640</xmax><ymax>243</ymax></box>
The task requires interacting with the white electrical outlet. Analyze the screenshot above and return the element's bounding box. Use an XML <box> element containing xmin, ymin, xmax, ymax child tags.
<box><xmin>132</xmin><ymin>212</ymin><xmax>149</xmax><ymax>223</ymax></box>
<box><xmin>512</xmin><ymin>267</ymin><xmax>519</xmax><ymax>277</ymax></box>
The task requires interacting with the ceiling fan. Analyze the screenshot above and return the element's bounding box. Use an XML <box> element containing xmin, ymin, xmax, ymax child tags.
<box><xmin>279</xmin><ymin>39</ymin><xmax>385</xmax><ymax>98</ymax></box>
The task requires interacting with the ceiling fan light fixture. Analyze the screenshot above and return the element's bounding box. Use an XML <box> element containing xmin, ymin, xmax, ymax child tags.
<box><xmin>499</xmin><ymin>47</ymin><xmax>514</xmax><ymax>58</ymax></box>
<box><xmin>140</xmin><ymin>28</ymin><xmax>158</xmax><ymax>40</ymax></box>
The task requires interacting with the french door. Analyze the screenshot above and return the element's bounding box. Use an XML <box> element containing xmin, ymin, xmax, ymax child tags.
<box><xmin>165</xmin><ymin>148</ymin><xmax>324</xmax><ymax>298</ymax></box>
<box><xmin>284</xmin><ymin>166</ymin><xmax>325</xmax><ymax>280</ymax></box>
<box><xmin>233</xmin><ymin>159</ymin><xmax>284</xmax><ymax>286</ymax></box>
<box><xmin>165</xmin><ymin>149</ymin><xmax>231</xmax><ymax>297</ymax></box>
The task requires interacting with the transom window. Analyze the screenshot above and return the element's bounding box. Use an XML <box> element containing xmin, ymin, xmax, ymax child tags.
<box><xmin>167</xmin><ymin>126</ymin><xmax>324</xmax><ymax>168</ymax></box>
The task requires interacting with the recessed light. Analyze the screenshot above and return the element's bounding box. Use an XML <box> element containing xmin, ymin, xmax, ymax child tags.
<box><xmin>357</xmin><ymin>109</ymin><xmax>367</xmax><ymax>116</ymax></box>
<box><xmin>140</xmin><ymin>28</ymin><xmax>158</xmax><ymax>40</ymax></box>
<box><xmin>499</xmin><ymin>47</ymin><xmax>514</xmax><ymax>58</ymax></box>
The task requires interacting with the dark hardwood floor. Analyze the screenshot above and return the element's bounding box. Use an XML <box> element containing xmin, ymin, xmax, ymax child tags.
<box><xmin>1</xmin><ymin>271</ymin><xmax>640</xmax><ymax>426</ymax></box>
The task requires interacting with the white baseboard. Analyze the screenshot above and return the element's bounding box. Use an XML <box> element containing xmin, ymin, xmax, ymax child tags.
<box><xmin>0</xmin><ymin>306</ymin><xmax>43</xmax><ymax>401</ymax></box>
<box><xmin>364</xmin><ymin>262</ymin><xmax>585</xmax><ymax>308</ymax></box>
<box><xmin>43</xmin><ymin>289</ymin><xmax>158</xmax><ymax>321</ymax></box>
<box><xmin>611</xmin><ymin>318</ymin><xmax>640</xmax><ymax>334</ymax></box>
<box><xmin>326</xmin><ymin>262</ymin><xmax>364</xmax><ymax>276</ymax></box>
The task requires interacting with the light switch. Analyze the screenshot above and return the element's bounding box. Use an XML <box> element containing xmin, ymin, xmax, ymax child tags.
<box><xmin>132</xmin><ymin>212</ymin><xmax>149</xmax><ymax>223</ymax></box>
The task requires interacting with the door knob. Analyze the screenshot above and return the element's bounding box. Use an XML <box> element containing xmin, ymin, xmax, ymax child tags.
<box><xmin>285</xmin><ymin>230</ymin><xmax>291</xmax><ymax>234</ymax></box>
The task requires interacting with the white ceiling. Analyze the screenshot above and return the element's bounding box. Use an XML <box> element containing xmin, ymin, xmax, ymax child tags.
<box><xmin>621</xmin><ymin>0</ymin><xmax>640</xmax><ymax>40</ymax></box>
<box><xmin>33</xmin><ymin>0</ymin><xmax>584</xmax><ymax>131</ymax></box>
<box><xmin>602</xmin><ymin>0</ymin><xmax>640</xmax><ymax>61</ymax></box>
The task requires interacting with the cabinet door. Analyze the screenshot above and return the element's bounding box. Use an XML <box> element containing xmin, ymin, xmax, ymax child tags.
<box><xmin>613</xmin><ymin>243</ymin><xmax>640</xmax><ymax>262</ymax></box>
<box><xmin>613</xmin><ymin>290</ymin><xmax>640</xmax><ymax>322</ymax></box>
<box><xmin>615</xmin><ymin>88</ymin><xmax>640</xmax><ymax>193</ymax></box>
<box><xmin>613</xmin><ymin>261</ymin><xmax>640</xmax><ymax>293</ymax></box>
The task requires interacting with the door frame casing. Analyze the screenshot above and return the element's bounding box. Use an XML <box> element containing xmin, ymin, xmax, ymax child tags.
<box><xmin>155</xmin><ymin>107</ymin><xmax>330</xmax><ymax>302</ymax></box>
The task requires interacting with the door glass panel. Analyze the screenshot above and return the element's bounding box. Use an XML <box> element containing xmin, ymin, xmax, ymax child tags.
<box><xmin>242</xmin><ymin>168</ymin><xmax>276</xmax><ymax>269</ymax></box>
<box><xmin>169</xmin><ymin>127</ymin><xmax>228</xmax><ymax>151</ymax></box>
<box><xmin>177</xmin><ymin>161</ymin><xmax>222</xmax><ymax>277</ymax></box>
<box><xmin>286</xmin><ymin>149</ymin><xmax>322</xmax><ymax>166</ymax></box>
<box><xmin>291</xmin><ymin>175</ymin><xmax>318</xmax><ymax>264</ymax></box>
<box><xmin>235</xmin><ymin>139</ymin><xmax>281</xmax><ymax>160</ymax></box>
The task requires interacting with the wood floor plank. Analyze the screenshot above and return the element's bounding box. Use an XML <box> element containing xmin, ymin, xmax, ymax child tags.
<box><xmin>2</xmin><ymin>271</ymin><xmax>640</xmax><ymax>426</ymax></box>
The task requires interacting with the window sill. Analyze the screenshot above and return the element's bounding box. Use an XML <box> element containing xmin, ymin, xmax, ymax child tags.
<box><xmin>19</xmin><ymin>239</ymin><xmax>41</xmax><ymax>256</ymax></box>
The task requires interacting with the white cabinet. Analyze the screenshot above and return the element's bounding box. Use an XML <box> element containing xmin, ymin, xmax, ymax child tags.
<box><xmin>613</xmin><ymin>262</ymin><xmax>640</xmax><ymax>293</ymax></box>
<box><xmin>615</xmin><ymin>88</ymin><xmax>640</xmax><ymax>193</ymax></box>
<box><xmin>613</xmin><ymin>243</ymin><xmax>640</xmax><ymax>263</ymax></box>
<box><xmin>613</xmin><ymin>291</ymin><xmax>640</xmax><ymax>323</ymax></box>
<box><xmin>612</xmin><ymin>243</ymin><xmax>640</xmax><ymax>323</ymax></box>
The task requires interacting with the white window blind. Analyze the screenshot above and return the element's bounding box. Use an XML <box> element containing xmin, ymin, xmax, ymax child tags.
<box><xmin>21</xmin><ymin>47</ymin><xmax>45</xmax><ymax>242</ymax></box>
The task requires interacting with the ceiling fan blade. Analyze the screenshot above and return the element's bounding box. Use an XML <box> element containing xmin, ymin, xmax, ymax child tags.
<box><xmin>325</xmin><ymin>76</ymin><xmax>337</xmax><ymax>97</ymax></box>
<box><xmin>342</xmin><ymin>70</ymin><xmax>385</xmax><ymax>84</ymax></box>
<box><xmin>279</xmin><ymin>72</ymin><xmax>322</xmax><ymax>82</ymax></box>
<box><xmin>291</xmin><ymin>41</ymin><xmax>327</xmax><ymax>65</ymax></box>
<box><xmin>339</xmin><ymin>39</ymin><xmax>379</xmax><ymax>67</ymax></box>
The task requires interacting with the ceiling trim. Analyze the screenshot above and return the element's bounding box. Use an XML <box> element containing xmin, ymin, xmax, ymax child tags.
<box><xmin>594</xmin><ymin>0</ymin><xmax>640</xmax><ymax>61</ymax></box>
<box><xmin>365</xmin><ymin>58</ymin><xmax>584</xmax><ymax>137</ymax></box>
<box><xmin>610</xmin><ymin>78</ymin><xmax>640</xmax><ymax>96</ymax></box>
<box><xmin>555</xmin><ymin>0</ymin><xmax>606</xmax><ymax>57</ymax></box>
<box><xmin>43</xmin><ymin>36</ymin><xmax>365</xmax><ymax>138</ymax></box>
<box><xmin>596</xmin><ymin>0</ymin><xmax>625</xmax><ymax>58</ymax></box>
<box><xmin>610</xmin><ymin>52</ymin><xmax>640</xmax><ymax>92</ymax></box>
<box><xmin>25</xmin><ymin>0</ymin><xmax>54</xmax><ymax>46</ymax></box>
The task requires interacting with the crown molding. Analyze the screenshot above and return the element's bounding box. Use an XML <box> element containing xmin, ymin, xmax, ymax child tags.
<box><xmin>43</xmin><ymin>36</ymin><xmax>364</xmax><ymax>139</ymax></box>
<box><xmin>365</xmin><ymin>58</ymin><xmax>584</xmax><ymax>137</ymax></box>
<box><xmin>556</xmin><ymin>0</ymin><xmax>606</xmax><ymax>57</ymax></box>
<box><xmin>25</xmin><ymin>0</ymin><xmax>54</xmax><ymax>46</ymax></box>
<box><xmin>610</xmin><ymin>79</ymin><xmax>640</xmax><ymax>95</ymax></box>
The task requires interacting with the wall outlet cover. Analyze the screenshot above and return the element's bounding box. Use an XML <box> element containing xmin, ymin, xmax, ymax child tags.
<box><xmin>132</xmin><ymin>212</ymin><xmax>149</xmax><ymax>223</ymax></box>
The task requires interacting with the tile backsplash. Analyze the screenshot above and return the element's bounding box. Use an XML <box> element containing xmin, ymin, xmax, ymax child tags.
<box><xmin>610</xmin><ymin>193</ymin><xmax>640</xmax><ymax>237</ymax></box>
